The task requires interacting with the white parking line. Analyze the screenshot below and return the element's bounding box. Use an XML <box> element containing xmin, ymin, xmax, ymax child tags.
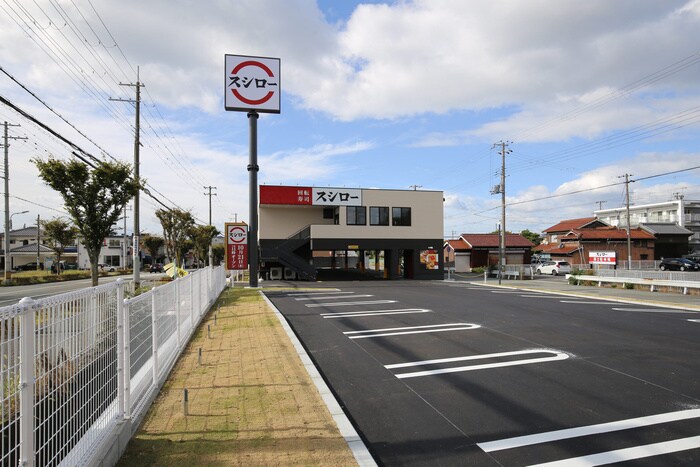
<box><xmin>343</xmin><ymin>323</ymin><xmax>480</xmax><ymax>339</ymax></box>
<box><xmin>519</xmin><ymin>295</ymin><xmax>563</xmax><ymax>298</ymax></box>
<box><xmin>491</xmin><ymin>291</ymin><xmax>522</xmax><ymax>294</ymax></box>
<box><xmin>285</xmin><ymin>290</ymin><xmax>342</xmax><ymax>296</ymax></box>
<box><xmin>689</xmin><ymin>319</ymin><xmax>700</xmax><ymax>323</ymax></box>
<box><xmin>477</xmin><ymin>408</ymin><xmax>700</xmax><ymax>453</ymax></box>
<box><xmin>306</xmin><ymin>300</ymin><xmax>397</xmax><ymax>308</ymax></box>
<box><xmin>559</xmin><ymin>300</ymin><xmax>620</xmax><ymax>305</ymax></box>
<box><xmin>611</xmin><ymin>307</ymin><xmax>697</xmax><ymax>314</ymax></box>
<box><xmin>295</xmin><ymin>294</ymin><xmax>372</xmax><ymax>301</ymax></box>
<box><xmin>386</xmin><ymin>349</ymin><xmax>569</xmax><ymax>379</ymax></box>
<box><xmin>321</xmin><ymin>308</ymin><xmax>432</xmax><ymax>319</ymax></box>
<box><xmin>529</xmin><ymin>436</ymin><xmax>700</xmax><ymax>466</ymax></box>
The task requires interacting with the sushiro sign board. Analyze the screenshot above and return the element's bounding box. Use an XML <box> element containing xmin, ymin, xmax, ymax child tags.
<box><xmin>260</xmin><ymin>186</ymin><xmax>362</xmax><ymax>206</ymax></box>
<box><xmin>225</xmin><ymin>54</ymin><xmax>280</xmax><ymax>113</ymax></box>
<box><xmin>589</xmin><ymin>251</ymin><xmax>616</xmax><ymax>265</ymax></box>
<box><xmin>225</xmin><ymin>222</ymin><xmax>248</xmax><ymax>270</ymax></box>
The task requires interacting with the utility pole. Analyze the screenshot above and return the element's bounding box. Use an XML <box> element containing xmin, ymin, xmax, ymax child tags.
<box><xmin>203</xmin><ymin>186</ymin><xmax>217</xmax><ymax>225</ymax></box>
<box><xmin>619</xmin><ymin>173</ymin><xmax>634</xmax><ymax>270</ymax></box>
<box><xmin>595</xmin><ymin>200</ymin><xmax>607</xmax><ymax>211</ymax></box>
<box><xmin>408</xmin><ymin>185</ymin><xmax>422</xmax><ymax>191</ymax></box>
<box><xmin>111</xmin><ymin>67</ymin><xmax>144</xmax><ymax>286</ymax></box>
<box><xmin>491</xmin><ymin>141</ymin><xmax>511</xmax><ymax>284</ymax></box>
<box><xmin>36</xmin><ymin>214</ymin><xmax>41</xmax><ymax>271</ymax></box>
<box><xmin>203</xmin><ymin>186</ymin><xmax>217</xmax><ymax>266</ymax></box>
<box><xmin>3</xmin><ymin>122</ymin><xmax>27</xmax><ymax>283</ymax></box>
<box><xmin>122</xmin><ymin>205</ymin><xmax>132</xmax><ymax>271</ymax></box>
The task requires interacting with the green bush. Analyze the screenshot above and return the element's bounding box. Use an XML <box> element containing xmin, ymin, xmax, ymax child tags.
<box><xmin>472</xmin><ymin>267</ymin><xmax>485</xmax><ymax>274</ymax></box>
<box><xmin>623</xmin><ymin>282</ymin><xmax>634</xmax><ymax>290</ymax></box>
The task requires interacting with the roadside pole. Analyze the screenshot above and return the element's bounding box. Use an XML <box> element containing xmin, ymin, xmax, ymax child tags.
<box><xmin>224</xmin><ymin>54</ymin><xmax>280</xmax><ymax>288</ymax></box>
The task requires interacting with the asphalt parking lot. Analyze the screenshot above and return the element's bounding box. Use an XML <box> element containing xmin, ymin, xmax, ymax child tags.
<box><xmin>265</xmin><ymin>281</ymin><xmax>700</xmax><ymax>466</ymax></box>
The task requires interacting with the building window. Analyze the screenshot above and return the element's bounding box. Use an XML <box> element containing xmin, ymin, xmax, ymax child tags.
<box><xmin>104</xmin><ymin>255</ymin><xmax>121</xmax><ymax>266</ymax></box>
<box><xmin>392</xmin><ymin>207</ymin><xmax>411</xmax><ymax>226</ymax></box>
<box><xmin>323</xmin><ymin>207</ymin><xmax>334</xmax><ymax>219</ymax></box>
<box><xmin>108</xmin><ymin>239</ymin><xmax>121</xmax><ymax>248</ymax></box>
<box><xmin>347</xmin><ymin>206</ymin><xmax>366</xmax><ymax>225</ymax></box>
<box><xmin>370</xmin><ymin>207</ymin><xmax>389</xmax><ymax>226</ymax></box>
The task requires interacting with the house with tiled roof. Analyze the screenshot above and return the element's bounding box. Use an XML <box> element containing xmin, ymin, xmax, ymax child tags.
<box><xmin>444</xmin><ymin>233</ymin><xmax>534</xmax><ymax>272</ymax></box>
<box><xmin>536</xmin><ymin>217</ymin><xmax>655</xmax><ymax>266</ymax></box>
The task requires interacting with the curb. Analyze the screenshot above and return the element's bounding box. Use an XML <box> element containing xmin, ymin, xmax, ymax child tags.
<box><xmin>260</xmin><ymin>292</ymin><xmax>377</xmax><ymax>467</ymax></box>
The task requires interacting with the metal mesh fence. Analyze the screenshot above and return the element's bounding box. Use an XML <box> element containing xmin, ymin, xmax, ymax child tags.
<box><xmin>0</xmin><ymin>266</ymin><xmax>225</xmax><ymax>466</ymax></box>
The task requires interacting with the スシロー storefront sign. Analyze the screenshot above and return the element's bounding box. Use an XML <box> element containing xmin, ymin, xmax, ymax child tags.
<box><xmin>589</xmin><ymin>251</ymin><xmax>616</xmax><ymax>265</ymax></box>
<box><xmin>260</xmin><ymin>186</ymin><xmax>362</xmax><ymax>206</ymax></box>
<box><xmin>224</xmin><ymin>54</ymin><xmax>280</xmax><ymax>113</ymax></box>
<box><xmin>225</xmin><ymin>222</ymin><xmax>248</xmax><ymax>270</ymax></box>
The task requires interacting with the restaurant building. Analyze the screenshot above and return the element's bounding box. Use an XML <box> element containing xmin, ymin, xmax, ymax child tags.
<box><xmin>259</xmin><ymin>185</ymin><xmax>444</xmax><ymax>280</ymax></box>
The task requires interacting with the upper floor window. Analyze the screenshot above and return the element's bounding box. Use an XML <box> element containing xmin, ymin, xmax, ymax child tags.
<box><xmin>392</xmin><ymin>207</ymin><xmax>411</xmax><ymax>226</ymax></box>
<box><xmin>370</xmin><ymin>207</ymin><xmax>389</xmax><ymax>226</ymax></box>
<box><xmin>346</xmin><ymin>206</ymin><xmax>366</xmax><ymax>225</ymax></box>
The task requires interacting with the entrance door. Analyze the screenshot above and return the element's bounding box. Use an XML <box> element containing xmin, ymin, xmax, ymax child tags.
<box><xmin>403</xmin><ymin>249</ymin><xmax>414</xmax><ymax>279</ymax></box>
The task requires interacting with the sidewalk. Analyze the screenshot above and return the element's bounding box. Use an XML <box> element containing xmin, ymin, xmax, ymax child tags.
<box><xmin>117</xmin><ymin>286</ymin><xmax>359</xmax><ymax>466</ymax></box>
<box><xmin>473</xmin><ymin>276</ymin><xmax>700</xmax><ymax>311</ymax></box>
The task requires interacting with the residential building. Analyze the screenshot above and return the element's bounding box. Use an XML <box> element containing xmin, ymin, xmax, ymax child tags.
<box><xmin>595</xmin><ymin>199</ymin><xmax>700</xmax><ymax>255</ymax></box>
<box><xmin>539</xmin><ymin>218</ymin><xmax>655</xmax><ymax>266</ymax></box>
<box><xmin>444</xmin><ymin>234</ymin><xmax>534</xmax><ymax>272</ymax></box>
<box><xmin>259</xmin><ymin>185</ymin><xmax>444</xmax><ymax>280</ymax></box>
<box><xmin>0</xmin><ymin>226</ymin><xmax>75</xmax><ymax>270</ymax></box>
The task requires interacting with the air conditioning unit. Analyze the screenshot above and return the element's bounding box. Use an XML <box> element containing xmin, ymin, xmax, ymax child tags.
<box><xmin>269</xmin><ymin>267</ymin><xmax>282</xmax><ymax>280</ymax></box>
<box><xmin>283</xmin><ymin>268</ymin><xmax>297</xmax><ymax>280</ymax></box>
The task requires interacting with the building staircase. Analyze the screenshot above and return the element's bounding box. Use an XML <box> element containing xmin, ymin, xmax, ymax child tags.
<box><xmin>260</xmin><ymin>226</ymin><xmax>316</xmax><ymax>280</ymax></box>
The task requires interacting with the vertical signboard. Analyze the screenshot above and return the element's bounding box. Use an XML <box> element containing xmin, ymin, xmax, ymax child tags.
<box><xmin>225</xmin><ymin>54</ymin><xmax>281</xmax><ymax>113</ymax></box>
<box><xmin>225</xmin><ymin>222</ymin><xmax>248</xmax><ymax>270</ymax></box>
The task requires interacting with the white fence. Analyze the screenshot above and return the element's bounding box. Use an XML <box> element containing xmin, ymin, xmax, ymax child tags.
<box><xmin>0</xmin><ymin>266</ymin><xmax>226</xmax><ymax>466</ymax></box>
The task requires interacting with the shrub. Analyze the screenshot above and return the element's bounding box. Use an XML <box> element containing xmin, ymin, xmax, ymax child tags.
<box><xmin>623</xmin><ymin>282</ymin><xmax>634</xmax><ymax>290</ymax></box>
<box><xmin>472</xmin><ymin>267</ymin><xmax>485</xmax><ymax>274</ymax></box>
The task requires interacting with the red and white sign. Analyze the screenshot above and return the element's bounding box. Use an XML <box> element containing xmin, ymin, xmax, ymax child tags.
<box><xmin>260</xmin><ymin>185</ymin><xmax>362</xmax><ymax>206</ymax></box>
<box><xmin>225</xmin><ymin>222</ymin><xmax>248</xmax><ymax>270</ymax></box>
<box><xmin>225</xmin><ymin>54</ymin><xmax>280</xmax><ymax>113</ymax></box>
<box><xmin>589</xmin><ymin>251</ymin><xmax>616</xmax><ymax>265</ymax></box>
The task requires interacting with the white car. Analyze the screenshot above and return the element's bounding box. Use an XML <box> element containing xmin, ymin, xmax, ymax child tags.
<box><xmin>536</xmin><ymin>260</ymin><xmax>571</xmax><ymax>276</ymax></box>
<box><xmin>98</xmin><ymin>263</ymin><xmax>116</xmax><ymax>272</ymax></box>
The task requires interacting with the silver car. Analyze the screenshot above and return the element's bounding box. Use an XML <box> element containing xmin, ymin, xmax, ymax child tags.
<box><xmin>536</xmin><ymin>260</ymin><xmax>572</xmax><ymax>276</ymax></box>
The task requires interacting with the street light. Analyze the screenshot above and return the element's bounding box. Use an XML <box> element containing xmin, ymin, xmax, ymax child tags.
<box><xmin>9</xmin><ymin>210</ymin><xmax>28</xmax><ymax>230</ymax></box>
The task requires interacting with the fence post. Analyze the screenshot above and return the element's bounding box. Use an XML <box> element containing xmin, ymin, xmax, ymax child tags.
<box><xmin>151</xmin><ymin>291</ymin><xmax>159</xmax><ymax>386</ymax></box>
<box><xmin>19</xmin><ymin>297</ymin><xmax>36</xmax><ymax>467</ymax></box>
<box><xmin>123</xmin><ymin>298</ymin><xmax>131</xmax><ymax>419</ymax></box>
<box><xmin>116</xmin><ymin>279</ymin><xmax>125</xmax><ymax>418</ymax></box>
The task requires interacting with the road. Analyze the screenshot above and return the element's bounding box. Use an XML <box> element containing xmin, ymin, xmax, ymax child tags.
<box><xmin>0</xmin><ymin>272</ymin><xmax>165</xmax><ymax>307</ymax></box>
<box><xmin>265</xmin><ymin>280</ymin><xmax>700</xmax><ymax>466</ymax></box>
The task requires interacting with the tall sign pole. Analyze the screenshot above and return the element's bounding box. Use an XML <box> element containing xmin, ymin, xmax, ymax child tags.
<box><xmin>225</xmin><ymin>54</ymin><xmax>280</xmax><ymax>287</ymax></box>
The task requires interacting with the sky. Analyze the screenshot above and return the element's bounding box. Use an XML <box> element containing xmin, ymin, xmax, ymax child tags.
<box><xmin>1</xmin><ymin>0</ymin><xmax>699</xmax><ymax>239</ymax></box>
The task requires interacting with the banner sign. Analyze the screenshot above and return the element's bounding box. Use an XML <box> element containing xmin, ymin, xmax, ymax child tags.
<box><xmin>225</xmin><ymin>222</ymin><xmax>248</xmax><ymax>270</ymax></box>
<box><xmin>260</xmin><ymin>185</ymin><xmax>362</xmax><ymax>206</ymax></box>
<box><xmin>589</xmin><ymin>251</ymin><xmax>616</xmax><ymax>265</ymax></box>
<box><xmin>225</xmin><ymin>54</ymin><xmax>281</xmax><ymax>113</ymax></box>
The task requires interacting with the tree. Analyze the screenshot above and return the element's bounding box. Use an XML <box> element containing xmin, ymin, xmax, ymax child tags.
<box><xmin>143</xmin><ymin>235</ymin><xmax>165</xmax><ymax>264</ymax></box>
<box><xmin>520</xmin><ymin>229</ymin><xmax>542</xmax><ymax>246</ymax></box>
<box><xmin>41</xmin><ymin>217</ymin><xmax>78</xmax><ymax>274</ymax></box>
<box><xmin>34</xmin><ymin>158</ymin><xmax>140</xmax><ymax>286</ymax></box>
<box><xmin>189</xmin><ymin>225</ymin><xmax>220</xmax><ymax>267</ymax></box>
<box><xmin>155</xmin><ymin>208</ymin><xmax>195</xmax><ymax>266</ymax></box>
<box><xmin>212</xmin><ymin>244</ymin><xmax>225</xmax><ymax>266</ymax></box>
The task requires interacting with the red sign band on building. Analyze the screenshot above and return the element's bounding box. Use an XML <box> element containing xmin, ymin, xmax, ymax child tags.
<box><xmin>260</xmin><ymin>186</ymin><xmax>312</xmax><ymax>205</ymax></box>
<box><xmin>225</xmin><ymin>222</ymin><xmax>249</xmax><ymax>270</ymax></box>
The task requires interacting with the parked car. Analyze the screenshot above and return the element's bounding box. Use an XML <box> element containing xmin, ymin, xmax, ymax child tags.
<box><xmin>98</xmin><ymin>263</ymin><xmax>116</xmax><ymax>272</ymax></box>
<box><xmin>536</xmin><ymin>260</ymin><xmax>572</xmax><ymax>276</ymax></box>
<box><xmin>659</xmin><ymin>258</ymin><xmax>700</xmax><ymax>272</ymax></box>
<box><xmin>14</xmin><ymin>262</ymin><xmax>42</xmax><ymax>271</ymax></box>
<box><xmin>150</xmin><ymin>263</ymin><xmax>164</xmax><ymax>273</ymax></box>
